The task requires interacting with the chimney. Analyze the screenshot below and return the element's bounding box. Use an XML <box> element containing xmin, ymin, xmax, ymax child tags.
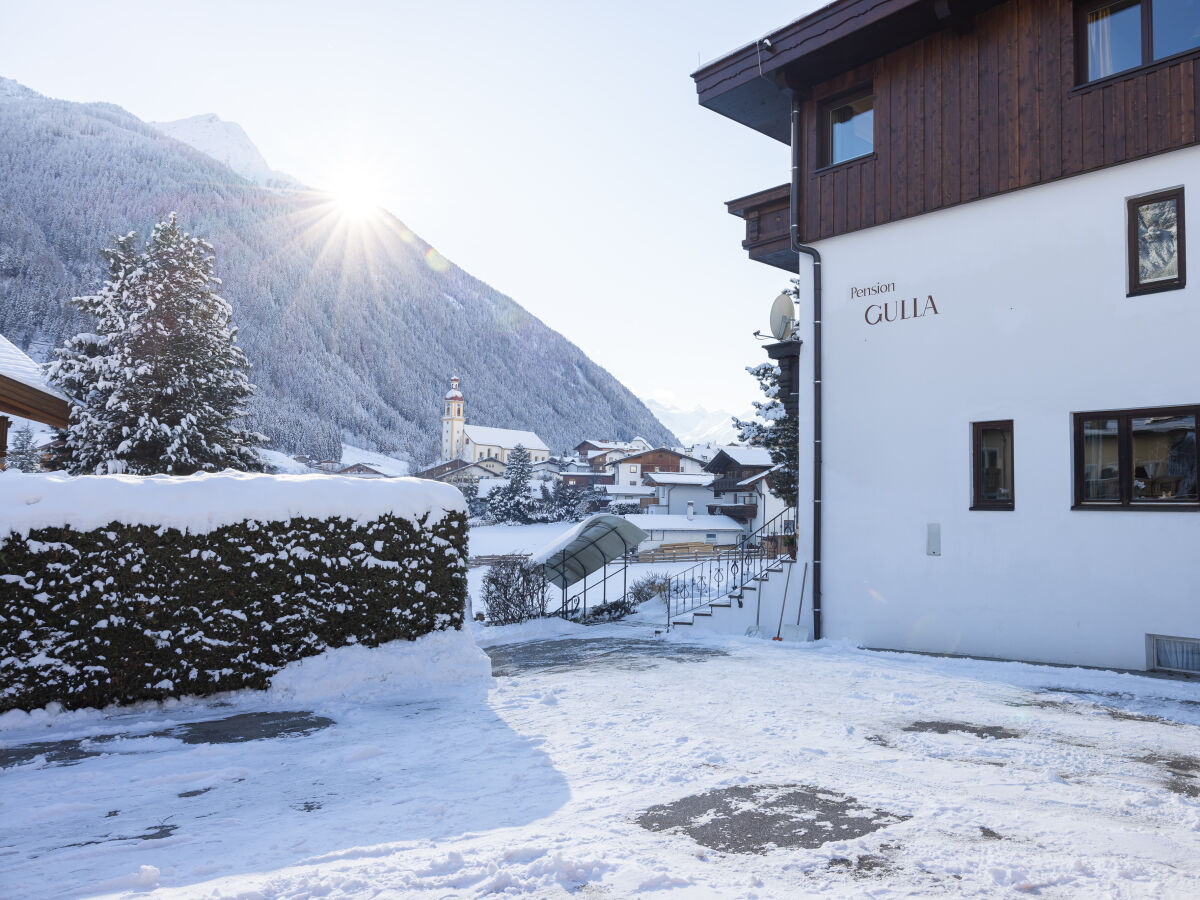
<box><xmin>687</xmin><ymin>500</ymin><xmax>695</xmax><ymax>521</ymax></box>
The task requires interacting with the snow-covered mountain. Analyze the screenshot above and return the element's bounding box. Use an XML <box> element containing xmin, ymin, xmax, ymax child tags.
<box><xmin>151</xmin><ymin>114</ymin><xmax>301</xmax><ymax>188</ymax></box>
<box><xmin>645</xmin><ymin>398</ymin><xmax>745</xmax><ymax>446</ymax></box>
<box><xmin>0</xmin><ymin>77</ymin><xmax>674</xmax><ymax>463</ymax></box>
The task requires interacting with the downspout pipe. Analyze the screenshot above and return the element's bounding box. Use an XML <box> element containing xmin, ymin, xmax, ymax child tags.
<box><xmin>789</xmin><ymin>92</ymin><xmax>823</xmax><ymax>642</ymax></box>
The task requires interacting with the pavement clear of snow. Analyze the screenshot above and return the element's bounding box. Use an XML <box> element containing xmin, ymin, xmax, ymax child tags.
<box><xmin>2</xmin><ymin>624</ymin><xmax>1199</xmax><ymax>898</ymax></box>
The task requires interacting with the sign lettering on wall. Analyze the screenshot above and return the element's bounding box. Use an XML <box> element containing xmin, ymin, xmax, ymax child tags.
<box><xmin>852</xmin><ymin>282</ymin><xmax>940</xmax><ymax>326</ymax></box>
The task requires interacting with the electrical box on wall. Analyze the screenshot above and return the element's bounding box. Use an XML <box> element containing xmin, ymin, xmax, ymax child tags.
<box><xmin>926</xmin><ymin>523</ymin><xmax>941</xmax><ymax>556</ymax></box>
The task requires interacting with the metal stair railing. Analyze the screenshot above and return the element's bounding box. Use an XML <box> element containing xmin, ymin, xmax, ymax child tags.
<box><xmin>659</xmin><ymin>506</ymin><xmax>798</xmax><ymax>627</ymax></box>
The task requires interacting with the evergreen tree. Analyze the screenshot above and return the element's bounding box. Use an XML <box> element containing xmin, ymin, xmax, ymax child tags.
<box><xmin>733</xmin><ymin>335</ymin><xmax>799</xmax><ymax>505</ymax></box>
<box><xmin>486</xmin><ymin>444</ymin><xmax>537</xmax><ymax>524</ymax></box>
<box><xmin>6</xmin><ymin>423</ymin><xmax>42</xmax><ymax>472</ymax></box>
<box><xmin>49</xmin><ymin>215</ymin><xmax>267</xmax><ymax>475</ymax></box>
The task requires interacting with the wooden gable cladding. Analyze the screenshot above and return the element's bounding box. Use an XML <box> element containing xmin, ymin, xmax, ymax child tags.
<box><xmin>728</xmin><ymin>0</ymin><xmax>1200</xmax><ymax>267</ymax></box>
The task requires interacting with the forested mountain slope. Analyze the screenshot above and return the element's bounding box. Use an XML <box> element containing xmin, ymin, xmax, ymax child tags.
<box><xmin>0</xmin><ymin>77</ymin><xmax>673</xmax><ymax>462</ymax></box>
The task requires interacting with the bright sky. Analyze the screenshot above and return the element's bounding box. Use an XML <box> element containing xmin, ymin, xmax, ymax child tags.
<box><xmin>0</xmin><ymin>1</ymin><xmax>826</xmax><ymax>416</ymax></box>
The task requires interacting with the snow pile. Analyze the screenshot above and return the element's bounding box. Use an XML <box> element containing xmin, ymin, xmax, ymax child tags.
<box><xmin>0</xmin><ymin>469</ymin><xmax>464</xmax><ymax>537</ymax></box>
<box><xmin>268</xmin><ymin>629</ymin><xmax>492</xmax><ymax>706</ymax></box>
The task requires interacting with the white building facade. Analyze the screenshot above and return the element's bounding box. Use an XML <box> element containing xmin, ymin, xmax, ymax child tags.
<box><xmin>695</xmin><ymin>0</ymin><xmax>1199</xmax><ymax>671</ymax></box>
<box><xmin>789</xmin><ymin>151</ymin><xmax>1199</xmax><ymax>671</ymax></box>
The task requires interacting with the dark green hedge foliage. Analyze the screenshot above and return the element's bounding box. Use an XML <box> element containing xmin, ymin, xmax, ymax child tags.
<box><xmin>0</xmin><ymin>510</ymin><xmax>467</xmax><ymax>712</ymax></box>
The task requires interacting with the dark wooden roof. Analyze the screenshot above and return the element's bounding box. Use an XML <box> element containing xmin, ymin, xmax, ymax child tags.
<box><xmin>0</xmin><ymin>373</ymin><xmax>69</xmax><ymax>430</ymax></box>
<box><xmin>692</xmin><ymin>0</ymin><xmax>1003</xmax><ymax>142</ymax></box>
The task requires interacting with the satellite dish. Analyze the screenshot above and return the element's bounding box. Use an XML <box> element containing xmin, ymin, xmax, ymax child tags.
<box><xmin>769</xmin><ymin>292</ymin><xmax>796</xmax><ymax>341</ymax></box>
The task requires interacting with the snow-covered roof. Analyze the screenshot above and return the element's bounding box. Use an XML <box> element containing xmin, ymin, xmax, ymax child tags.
<box><xmin>620</xmin><ymin>514</ymin><xmax>744</xmax><ymax>532</ymax></box>
<box><xmin>0</xmin><ymin>333</ymin><xmax>66</xmax><ymax>400</ymax></box>
<box><xmin>604</xmin><ymin>484</ymin><xmax>655</xmax><ymax>496</ymax></box>
<box><xmin>737</xmin><ymin>463</ymin><xmax>782</xmax><ymax>487</ymax></box>
<box><xmin>717</xmin><ymin>445</ymin><xmax>773</xmax><ymax>467</ymax></box>
<box><xmin>463</xmin><ymin>425</ymin><xmax>548</xmax><ymax>452</ymax></box>
<box><xmin>531</xmin><ymin>514</ymin><xmax>650</xmax><ymax>588</ymax></box>
<box><xmin>608</xmin><ymin>447</ymin><xmax>705</xmax><ymax>467</ymax></box>
<box><xmin>339</xmin><ymin>444</ymin><xmax>409</xmax><ymax>477</ymax></box>
<box><xmin>643</xmin><ymin>472</ymin><xmax>714</xmax><ymax>486</ymax></box>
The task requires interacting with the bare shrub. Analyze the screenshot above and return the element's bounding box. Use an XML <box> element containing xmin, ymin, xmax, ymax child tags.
<box><xmin>483</xmin><ymin>558</ymin><xmax>550</xmax><ymax>625</ymax></box>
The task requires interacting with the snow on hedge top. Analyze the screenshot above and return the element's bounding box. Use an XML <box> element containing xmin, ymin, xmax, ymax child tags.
<box><xmin>0</xmin><ymin>333</ymin><xmax>67</xmax><ymax>399</ymax></box>
<box><xmin>0</xmin><ymin>470</ymin><xmax>466</xmax><ymax>537</ymax></box>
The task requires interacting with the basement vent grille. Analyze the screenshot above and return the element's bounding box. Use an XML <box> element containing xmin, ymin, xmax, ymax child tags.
<box><xmin>1148</xmin><ymin>634</ymin><xmax>1200</xmax><ymax>674</ymax></box>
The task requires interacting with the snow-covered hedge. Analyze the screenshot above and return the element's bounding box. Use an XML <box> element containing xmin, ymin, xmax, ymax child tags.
<box><xmin>0</xmin><ymin>471</ymin><xmax>468</xmax><ymax>712</ymax></box>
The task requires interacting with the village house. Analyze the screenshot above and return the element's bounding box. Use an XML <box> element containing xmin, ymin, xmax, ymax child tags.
<box><xmin>602</xmin><ymin>482</ymin><xmax>658</xmax><ymax>509</ymax></box>
<box><xmin>620</xmin><ymin>511</ymin><xmax>746</xmax><ymax>551</ymax></box>
<box><xmin>439</xmin><ymin>376</ymin><xmax>549</xmax><ymax>465</ymax></box>
<box><xmin>704</xmin><ymin>446</ymin><xmax>788</xmax><ymax>533</ymax></box>
<box><xmin>604</xmin><ymin>448</ymin><xmax>706</xmax><ymax>485</ymax></box>
<box><xmin>642</xmin><ymin>471</ymin><xmax>716</xmax><ymax>516</ymax></box>
<box><xmin>693</xmin><ymin>0</ymin><xmax>1199</xmax><ymax>671</ymax></box>
<box><xmin>419</xmin><ymin>457</ymin><xmax>507</xmax><ymax>485</ymax></box>
<box><xmin>335</xmin><ymin>463</ymin><xmax>386</xmax><ymax>478</ymax></box>
<box><xmin>574</xmin><ymin>437</ymin><xmax>652</xmax><ymax>457</ymax></box>
<box><xmin>0</xmin><ymin>332</ymin><xmax>69</xmax><ymax>467</ymax></box>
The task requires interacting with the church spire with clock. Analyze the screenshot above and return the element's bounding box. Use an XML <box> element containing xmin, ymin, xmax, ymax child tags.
<box><xmin>441</xmin><ymin>376</ymin><xmax>466</xmax><ymax>461</ymax></box>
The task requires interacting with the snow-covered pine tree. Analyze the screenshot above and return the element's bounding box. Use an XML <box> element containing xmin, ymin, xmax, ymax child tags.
<box><xmin>486</xmin><ymin>444</ymin><xmax>537</xmax><ymax>524</ymax></box>
<box><xmin>6</xmin><ymin>423</ymin><xmax>42</xmax><ymax>472</ymax></box>
<box><xmin>733</xmin><ymin>304</ymin><xmax>799</xmax><ymax>504</ymax></box>
<box><xmin>49</xmin><ymin>215</ymin><xmax>266</xmax><ymax>475</ymax></box>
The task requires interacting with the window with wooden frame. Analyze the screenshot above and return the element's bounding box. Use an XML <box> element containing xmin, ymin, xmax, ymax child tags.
<box><xmin>819</xmin><ymin>88</ymin><xmax>874</xmax><ymax>168</ymax></box>
<box><xmin>1076</xmin><ymin>0</ymin><xmax>1200</xmax><ymax>83</ymax></box>
<box><xmin>971</xmin><ymin>421</ymin><xmax>1015</xmax><ymax>510</ymax></box>
<box><xmin>1128</xmin><ymin>188</ymin><xmax>1186</xmax><ymax>295</ymax></box>
<box><xmin>1074</xmin><ymin>405</ymin><xmax>1199</xmax><ymax>507</ymax></box>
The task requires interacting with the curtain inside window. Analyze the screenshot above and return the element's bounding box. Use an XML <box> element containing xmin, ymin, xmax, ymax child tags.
<box><xmin>1087</xmin><ymin>1</ymin><xmax>1142</xmax><ymax>80</ymax></box>
<box><xmin>1156</xmin><ymin>637</ymin><xmax>1200</xmax><ymax>672</ymax></box>
<box><xmin>1088</xmin><ymin>8</ymin><xmax>1115</xmax><ymax>78</ymax></box>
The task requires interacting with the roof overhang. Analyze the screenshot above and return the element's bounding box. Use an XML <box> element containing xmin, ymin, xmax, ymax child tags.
<box><xmin>692</xmin><ymin>0</ymin><xmax>1001</xmax><ymax>142</ymax></box>
<box><xmin>0</xmin><ymin>373</ymin><xmax>70</xmax><ymax>429</ymax></box>
<box><xmin>531</xmin><ymin>514</ymin><xmax>649</xmax><ymax>589</ymax></box>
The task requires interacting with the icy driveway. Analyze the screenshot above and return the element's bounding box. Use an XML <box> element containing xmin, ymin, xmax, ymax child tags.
<box><xmin>3</xmin><ymin>628</ymin><xmax>1200</xmax><ymax>898</ymax></box>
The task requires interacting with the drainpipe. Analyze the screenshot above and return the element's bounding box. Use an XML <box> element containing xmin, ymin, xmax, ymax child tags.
<box><xmin>789</xmin><ymin>91</ymin><xmax>823</xmax><ymax>642</ymax></box>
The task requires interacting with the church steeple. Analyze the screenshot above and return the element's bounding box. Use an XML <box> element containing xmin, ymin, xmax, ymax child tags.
<box><xmin>441</xmin><ymin>375</ymin><xmax>466</xmax><ymax>461</ymax></box>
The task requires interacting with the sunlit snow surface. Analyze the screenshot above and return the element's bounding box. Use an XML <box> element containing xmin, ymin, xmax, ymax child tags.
<box><xmin>2</xmin><ymin>624</ymin><xmax>1200</xmax><ymax>898</ymax></box>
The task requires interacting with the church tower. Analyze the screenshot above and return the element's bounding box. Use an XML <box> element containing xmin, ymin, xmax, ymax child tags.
<box><xmin>441</xmin><ymin>376</ymin><xmax>466</xmax><ymax>461</ymax></box>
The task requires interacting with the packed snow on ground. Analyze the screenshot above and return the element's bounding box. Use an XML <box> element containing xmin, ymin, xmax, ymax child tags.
<box><xmin>0</xmin><ymin>469</ymin><xmax>463</xmax><ymax>536</ymax></box>
<box><xmin>3</xmin><ymin>625</ymin><xmax>1199</xmax><ymax>898</ymax></box>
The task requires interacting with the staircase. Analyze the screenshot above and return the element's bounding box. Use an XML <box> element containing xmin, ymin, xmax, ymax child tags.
<box><xmin>658</xmin><ymin>508</ymin><xmax>809</xmax><ymax>637</ymax></box>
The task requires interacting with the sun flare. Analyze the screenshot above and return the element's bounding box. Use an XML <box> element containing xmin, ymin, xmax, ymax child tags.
<box><xmin>327</xmin><ymin>174</ymin><xmax>382</xmax><ymax>222</ymax></box>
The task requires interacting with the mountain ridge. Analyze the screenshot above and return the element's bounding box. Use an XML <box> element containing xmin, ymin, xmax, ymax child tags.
<box><xmin>0</xmin><ymin>77</ymin><xmax>675</xmax><ymax>463</ymax></box>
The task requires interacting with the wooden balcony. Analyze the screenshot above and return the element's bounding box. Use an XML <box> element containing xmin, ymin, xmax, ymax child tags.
<box><xmin>708</xmin><ymin>503</ymin><xmax>758</xmax><ymax>522</ymax></box>
<box><xmin>726</xmin><ymin>185</ymin><xmax>798</xmax><ymax>273</ymax></box>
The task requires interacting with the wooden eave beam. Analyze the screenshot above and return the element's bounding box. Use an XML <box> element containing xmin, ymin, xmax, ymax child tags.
<box><xmin>693</xmin><ymin>0</ymin><xmax>1000</xmax><ymax>141</ymax></box>
<box><xmin>0</xmin><ymin>373</ymin><xmax>70</xmax><ymax>429</ymax></box>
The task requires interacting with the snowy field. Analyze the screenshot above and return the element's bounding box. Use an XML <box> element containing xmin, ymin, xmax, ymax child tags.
<box><xmin>3</xmin><ymin>622</ymin><xmax>1199</xmax><ymax>898</ymax></box>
